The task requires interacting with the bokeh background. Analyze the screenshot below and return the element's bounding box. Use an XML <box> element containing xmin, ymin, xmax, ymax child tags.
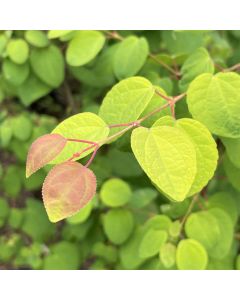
<box><xmin>1</xmin><ymin>30</ymin><xmax>240</xmax><ymax>270</ymax></box>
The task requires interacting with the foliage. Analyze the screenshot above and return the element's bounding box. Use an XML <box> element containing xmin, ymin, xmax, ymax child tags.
<box><xmin>1</xmin><ymin>30</ymin><xmax>240</xmax><ymax>270</ymax></box>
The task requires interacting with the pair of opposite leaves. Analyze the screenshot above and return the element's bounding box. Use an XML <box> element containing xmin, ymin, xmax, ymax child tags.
<box><xmin>26</xmin><ymin>134</ymin><xmax>97</xmax><ymax>223</ymax></box>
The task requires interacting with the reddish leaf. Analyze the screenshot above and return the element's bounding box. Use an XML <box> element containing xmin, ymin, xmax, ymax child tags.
<box><xmin>26</xmin><ymin>133</ymin><xmax>67</xmax><ymax>178</ymax></box>
<box><xmin>42</xmin><ymin>161</ymin><xmax>97</xmax><ymax>222</ymax></box>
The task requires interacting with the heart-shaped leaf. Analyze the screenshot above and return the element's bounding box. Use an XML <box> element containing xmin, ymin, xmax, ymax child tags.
<box><xmin>42</xmin><ymin>161</ymin><xmax>97</xmax><ymax>222</ymax></box>
<box><xmin>131</xmin><ymin>126</ymin><xmax>197</xmax><ymax>201</ymax></box>
<box><xmin>26</xmin><ymin>133</ymin><xmax>67</xmax><ymax>178</ymax></box>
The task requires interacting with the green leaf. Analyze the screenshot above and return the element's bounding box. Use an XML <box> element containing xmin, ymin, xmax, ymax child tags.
<box><xmin>30</xmin><ymin>45</ymin><xmax>64</xmax><ymax>88</ymax></box>
<box><xmin>207</xmin><ymin>192</ymin><xmax>238</xmax><ymax>224</ymax></box>
<box><xmin>139</xmin><ymin>229</ymin><xmax>168</xmax><ymax>258</ymax></box>
<box><xmin>160</xmin><ymin>243</ymin><xmax>176</xmax><ymax>269</ymax></box>
<box><xmin>187</xmin><ymin>72</ymin><xmax>240</xmax><ymax>138</ymax></box>
<box><xmin>12</xmin><ymin>114</ymin><xmax>32</xmax><ymax>141</ymax></box>
<box><xmin>175</xmin><ymin>118</ymin><xmax>218</xmax><ymax>196</ymax></box>
<box><xmin>51</xmin><ymin>112</ymin><xmax>109</xmax><ymax>164</ymax></box>
<box><xmin>17</xmin><ymin>73</ymin><xmax>52</xmax><ymax>106</ymax></box>
<box><xmin>113</xmin><ymin>36</ymin><xmax>149</xmax><ymax>79</ymax></box>
<box><xmin>223</xmin><ymin>155</ymin><xmax>240</xmax><ymax>191</ymax></box>
<box><xmin>43</xmin><ymin>241</ymin><xmax>80</xmax><ymax>270</ymax></box>
<box><xmin>22</xmin><ymin>198</ymin><xmax>56</xmax><ymax>242</ymax></box>
<box><xmin>0</xmin><ymin>34</ymin><xmax>7</xmax><ymax>55</ymax></box>
<box><xmin>144</xmin><ymin>215</ymin><xmax>172</xmax><ymax>231</ymax></box>
<box><xmin>0</xmin><ymin>119</ymin><xmax>12</xmax><ymax>147</ymax></box>
<box><xmin>0</xmin><ymin>197</ymin><xmax>10</xmax><ymax>222</ymax></box>
<box><xmin>99</xmin><ymin>77</ymin><xmax>155</xmax><ymax>135</ymax></box>
<box><xmin>179</xmin><ymin>47</ymin><xmax>214</xmax><ymax>91</ymax></box>
<box><xmin>120</xmin><ymin>227</ymin><xmax>146</xmax><ymax>269</ymax></box>
<box><xmin>208</xmin><ymin>208</ymin><xmax>234</xmax><ymax>259</ymax></box>
<box><xmin>131</xmin><ymin>126</ymin><xmax>197</xmax><ymax>201</ymax></box>
<box><xmin>70</xmin><ymin>43</ymin><xmax>117</xmax><ymax>88</ymax></box>
<box><xmin>102</xmin><ymin>208</ymin><xmax>134</xmax><ymax>245</ymax></box>
<box><xmin>162</xmin><ymin>30</ymin><xmax>206</xmax><ymax>55</ymax></box>
<box><xmin>48</xmin><ymin>30</ymin><xmax>73</xmax><ymax>39</ymax></box>
<box><xmin>25</xmin><ymin>30</ymin><xmax>49</xmax><ymax>48</ymax></box>
<box><xmin>236</xmin><ymin>255</ymin><xmax>240</xmax><ymax>270</ymax></box>
<box><xmin>3</xmin><ymin>59</ymin><xmax>29</xmax><ymax>86</ymax></box>
<box><xmin>185</xmin><ymin>211</ymin><xmax>221</xmax><ymax>253</ymax></box>
<box><xmin>176</xmin><ymin>239</ymin><xmax>208</xmax><ymax>270</ymax></box>
<box><xmin>100</xmin><ymin>178</ymin><xmax>132</xmax><ymax>207</ymax></box>
<box><xmin>7</xmin><ymin>39</ymin><xmax>29</xmax><ymax>64</ymax></box>
<box><xmin>2</xmin><ymin>165</ymin><xmax>22</xmax><ymax>197</ymax></box>
<box><xmin>129</xmin><ymin>187</ymin><xmax>157</xmax><ymax>209</ymax></box>
<box><xmin>66</xmin><ymin>30</ymin><xmax>105</xmax><ymax>66</ymax></box>
<box><xmin>8</xmin><ymin>208</ymin><xmax>24</xmax><ymax>229</ymax></box>
<box><xmin>221</xmin><ymin>136</ymin><xmax>240</xmax><ymax>168</ymax></box>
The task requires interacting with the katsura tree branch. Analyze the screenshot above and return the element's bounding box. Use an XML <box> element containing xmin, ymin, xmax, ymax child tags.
<box><xmin>66</xmin><ymin>90</ymin><xmax>186</xmax><ymax>166</ymax></box>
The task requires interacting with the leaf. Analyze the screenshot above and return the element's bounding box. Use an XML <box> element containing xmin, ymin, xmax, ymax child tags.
<box><xmin>70</xmin><ymin>43</ymin><xmax>118</xmax><ymax>88</ymax></box>
<box><xmin>51</xmin><ymin>112</ymin><xmax>109</xmax><ymax>164</ymax></box>
<box><xmin>129</xmin><ymin>187</ymin><xmax>157</xmax><ymax>209</ymax></box>
<box><xmin>131</xmin><ymin>126</ymin><xmax>197</xmax><ymax>201</ymax></box>
<box><xmin>144</xmin><ymin>215</ymin><xmax>172</xmax><ymax>231</ymax></box>
<box><xmin>187</xmin><ymin>72</ymin><xmax>240</xmax><ymax>138</ymax></box>
<box><xmin>26</xmin><ymin>133</ymin><xmax>67</xmax><ymax>178</ymax></box>
<box><xmin>120</xmin><ymin>227</ymin><xmax>146</xmax><ymax>269</ymax></box>
<box><xmin>207</xmin><ymin>192</ymin><xmax>238</xmax><ymax>224</ymax></box>
<box><xmin>179</xmin><ymin>47</ymin><xmax>214</xmax><ymax>91</ymax></box>
<box><xmin>66</xmin><ymin>30</ymin><xmax>105</xmax><ymax>66</ymax></box>
<box><xmin>17</xmin><ymin>73</ymin><xmax>52</xmax><ymax>106</ymax></box>
<box><xmin>162</xmin><ymin>30</ymin><xmax>206</xmax><ymax>55</ymax></box>
<box><xmin>7</xmin><ymin>39</ymin><xmax>29</xmax><ymax>64</ymax></box>
<box><xmin>99</xmin><ymin>77</ymin><xmax>155</xmax><ymax>135</ymax></box>
<box><xmin>221</xmin><ymin>136</ymin><xmax>240</xmax><ymax>168</ymax></box>
<box><xmin>175</xmin><ymin>118</ymin><xmax>218</xmax><ymax>196</ymax></box>
<box><xmin>113</xmin><ymin>36</ymin><xmax>149</xmax><ymax>79</ymax></box>
<box><xmin>185</xmin><ymin>211</ymin><xmax>221</xmax><ymax>253</ymax></box>
<box><xmin>160</xmin><ymin>243</ymin><xmax>176</xmax><ymax>269</ymax></box>
<box><xmin>42</xmin><ymin>161</ymin><xmax>97</xmax><ymax>222</ymax></box>
<box><xmin>30</xmin><ymin>45</ymin><xmax>64</xmax><ymax>88</ymax></box>
<box><xmin>176</xmin><ymin>239</ymin><xmax>208</xmax><ymax>270</ymax></box>
<box><xmin>102</xmin><ymin>208</ymin><xmax>134</xmax><ymax>245</ymax></box>
<box><xmin>2</xmin><ymin>59</ymin><xmax>29</xmax><ymax>86</ymax></box>
<box><xmin>22</xmin><ymin>198</ymin><xmax>56</xmax><ymax>242</ymax></box>
<box><xmin>43</xmin><ymin>241</ymin><xmax>80</xmax><ymax>270</ymax></box>
<box><xmin>153</xmin><ymin>117</ymin><xmax>218</xmax><ymax>196</ymax></box>
<box><xmin>48</xmin><ymin>30</ymin><xmax>73</xmax><ymax>39</ymax></box>
<box><xmin>223</xmin><ymin>154</ymin><xmax>240</xmax><ymax>191</ymax></box>
<box><xmin>100</xmin><ymin>178</ymin><xmax>132</xmax><ymax>207</ymax></box>
<box><xmin>139</xmin><ymin>229</ymin><xmax>168</xmax><ymax>258</ymax></box>
<box><xmin>209</xmin><ymin>208</ymin><xmax>234</xmax><ymax>259</ymax></box>
<box><xmin>25</xmin><ymin>30</ymin><xmax>49</xmax><ymax>48</ymax></box>
<box><xmin>12</xmin><ymin>114</ymin><xmax>32</xmax><ymax>141</ymax></box>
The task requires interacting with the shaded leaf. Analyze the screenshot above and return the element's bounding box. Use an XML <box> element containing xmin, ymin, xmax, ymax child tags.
<box><xmin>42</xmin><ymin>162</ymin><xmax>96</xmax><ymax>222</ymax></box>
<box><xmin>26</xmin><ymin>133</ymin><xmax>67</xmax><ymax>178</ymax></box>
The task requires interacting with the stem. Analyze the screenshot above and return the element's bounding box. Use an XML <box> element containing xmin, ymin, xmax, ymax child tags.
<box><xmin>180</xmin><ymin>194</ymin><xmax>199</xmax><ymax>231</ymax></box>
<box><xmin>149</xmin><ymin>53</ymin><xmax>179</xmax><ymax>77</ymax></box>
<box><xmin>85</xmin><ymin>146</ymin><xmax>99</xmax><ymax>168</ymax></box>
<box><xmin>67</xmin><ymin>138</ymin><xmax>98</xmax><ymax>146</ymax></box>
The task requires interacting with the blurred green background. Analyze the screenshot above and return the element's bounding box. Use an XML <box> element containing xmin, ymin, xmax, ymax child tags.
<box><xmin>1</xmin><ymin>30</ymin><xmax>240</xmax><ymax>270</ymax></box>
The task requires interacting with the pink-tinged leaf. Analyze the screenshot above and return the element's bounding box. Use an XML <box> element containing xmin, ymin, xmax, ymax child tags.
<box><xmin>26</xmin><ymin>133</ymin><xmax>67</xmax><ymax>178</ymax></box>
<box><xmin>42</xmin><ymin>161</ymin><xmax>97</xmax><ymax>222</ymax></box>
